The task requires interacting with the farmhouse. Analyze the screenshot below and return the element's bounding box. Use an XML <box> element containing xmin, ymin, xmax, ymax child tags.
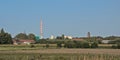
<box><xmin>72</xmin><ymin>38</ymin><xmax>84</xmax><ymax>41</ymax></box>
<box><xmin>13</xmin><ymin>39</ymin><xmax>35</xmax><ymax>45</ymax></box>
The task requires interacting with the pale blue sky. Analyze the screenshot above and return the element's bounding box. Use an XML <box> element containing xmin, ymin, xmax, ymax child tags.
<box><xmin>0</xmin><ymin>0</ymin><xmax>120</xmax><ymax>38</ymax></box>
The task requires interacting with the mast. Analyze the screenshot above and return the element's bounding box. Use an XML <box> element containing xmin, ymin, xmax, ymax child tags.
<box><xmin>40</xmin><ymin>17</ymin><xmax>43</xmax><ymax>39</ymax></box>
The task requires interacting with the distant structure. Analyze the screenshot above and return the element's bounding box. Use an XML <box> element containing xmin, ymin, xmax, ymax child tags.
<box><xmin>64</xmin><ymin>36</ymin><xmax>73</xmax><ymax>39</ymax></box>
<box><xmin>23</xmin><ymin>30</ymin><xmax>26</xmax><ymax>34</ymax></box>
<box><xmin>87</xmin><ymin>32</ymin><xmax>91</xmax><ymax>38</ymax></box>
<box><xmin>40</xmin><ymin>17</ymin><xmax>43</xmax><ymax>39</ymax></box>
<box><xmin>50</xmin><ymin>35</ymin><xmax>55</xmax><ymax>40</ymax></box>
<box><xmin>13</xmin><ymin>39</ymin><xmax>35</xmax><ymax>45</ymax></box>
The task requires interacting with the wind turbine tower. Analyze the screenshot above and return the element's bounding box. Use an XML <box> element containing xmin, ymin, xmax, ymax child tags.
<box><xmin>40</xmin><ymin>17</ymin><xmax>43</xmax><ymax>39</ymax></box>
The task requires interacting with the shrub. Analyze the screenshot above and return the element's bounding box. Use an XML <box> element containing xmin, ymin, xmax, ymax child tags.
<box><xmin>64</xmin><ymin>41</ymin><xmax>76</xmax><ymax>48</ymax></box>
<box><xmin>46</xmin><ymin>43</ymin><xmax>49</xmax><ymax>48</ymax></box>
<box><xmin>117</xmin><ymin>43</ymin><xmax>120</xmax><ymax>49</ymax></box>
<box><xmin>82</xmin><ymin>42</ymin><xmax>90</xmax><ymax>48</ymax></box>
<box><xmin>112</xmin><ymin>44</ymin><xmax>117</xmax><ymax>49</ymax></box>
<box><xmin>91</xmin><ymin>42</ymin><xmax>98</xmax><ymax>48</ymax></box>
<box><xmin>30</xmin><ymin>44</ymin><xmax>35</xmax><ymax>48</ymax></box>
<box><xmin>64</xmin><ymin>41</ymin><xmax>90</xmax><ymax>48</ymax></box>
<box><xmin>75</xmin><ymin>41</ymin><xmax>82</xmax><ymax>48</ymax></box>
<box><xmin>57</xmin><ymin>42</ymin><xmax>62</xmax><ymax>48</ymax></box>
<box><xmin>108</xmin><ymin>40</ymin><xmax>116</xmax><ymax>44</ymax></box>
<box><xmin>112</xmin><ymin>43</ymin><xmax>120</xmax><ymax>49</ymax></box>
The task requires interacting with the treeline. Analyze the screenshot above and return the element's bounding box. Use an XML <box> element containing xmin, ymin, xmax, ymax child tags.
<box><xmin>63</xmin><ymin>41</ymin><xmax>98</xmax><ymax>48</ymax></box>
<box><xmin>0</xmin><ymin>28</ymin><xmax>12</xmax><ymax>44</ymax></box>
<box><xmin>37</xmin><ymin>40</ymin><xmax>97</xmax><ymax>48</ymax></box>
<box><xmin>0</xmin><ymin>28</ymin><xmax>120</xmax><ymax>49</ymax></box>
<box><xmin>0</xmin><ymin>28</ymin><xmax>36</xmax><ymax>44</ymax></box>
<box><xmin>15</xmin><ymin>33</ymin><xmax>36</xmax><ymax>40</ymax></box>
<box><xmin>89</xmin><ymin>36</ymin><xmax>120</xmax><ymax>41</ymax></box>
<box><xmin>38</xmin><ymin>40</ymin><xmax>98</xmax><ymax>48</ymax></box>
<box><xmin>38</xmin><ymin>39</ymin><xmax>120</xmax><ymax>49</ymax></box>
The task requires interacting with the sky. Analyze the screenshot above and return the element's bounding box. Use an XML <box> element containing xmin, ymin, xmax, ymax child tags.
<box><xmin>0</xmin><ymin>0</ymin><xmax>120</xmax><ymax>38</ymax></box>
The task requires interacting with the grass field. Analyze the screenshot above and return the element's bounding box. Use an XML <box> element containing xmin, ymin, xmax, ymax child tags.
<box><xmin>0</xmin><ymin>44</ymin><xmax>115</xmax><ymax>51</ymax></box>
<box><xmin>0</xmin><ymin>49</ymin><xmax>120</xmax><ymax>55</ymax></box>
<box><xmin>0</xmin><ymin>49</ymin><xmax>120</xmax><ymax>60</ymax></box>
<box><xmin>0</xmin><ymin>44</ymin><xmax>119</xmax><ymax>60</ymax></box>
<box><xmin>0</xmin><ymin>53</ymin><xmax>120</xmax><ymax>60</ymax></box>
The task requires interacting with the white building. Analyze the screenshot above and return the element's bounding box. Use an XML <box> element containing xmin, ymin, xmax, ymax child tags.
<box><xmin>50</xmin><ymin>35</ymin><xmax>55</xmax><ymax>39</ymax></box>
<box><xmin>101</xmin><ymin>40</ymin><xmax>113</xmax><ymax>44</ymax></box>
<box><xmin>64</xmin><ymin>36</ymin><xmax>73</xmax><ymax>39</ymax></box>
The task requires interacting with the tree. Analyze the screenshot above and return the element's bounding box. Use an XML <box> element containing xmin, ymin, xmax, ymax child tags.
<box><xmin>75</xmin><ymin>41</ymin><xmax>82</xmax><ymax>48</ymax></box>
<box><xmin>108</xmin><ymin>40</ymin><xmax>116</xmax><ymax>44</ymax></box>
<box><xmin>64</xmin><ymin>41</ymin><xmax>76</xmax><ymax>48</ymax></box>
<box><xmin>115</xmin><ymin>38</ymin><xmax>120</xmax><ymax>43</ymax></box>
<box><xmin>112</xmin><ymin>44</ymin><xmax>117</xmax><ymax>49</ymax></box>
<box><xmin>1</xmin><ymin>28</ymin><xmax>5</xmax><ymax>34</ymax></box>
<box><xmin>39</xmin><ymin>39</ymin><xmax>47</xmax><ymax>44</ymax></box>
<box><xmin>91</xmin><ymin>42</ymin><xmax>98</xmax><ymax>48</ymax></box>
<box><xmin>0</xmin><ymin>28</ymin><xmax>12</xmax><ymax>44</ymax></box>
<box><xmin>15</xmin><ymin>33</ymin><xmax>28</xmax><ymax>39</ymax></box>
<box><xmin>56</xmin><ymin>36</ymin><xmax>62</xmax><ymax>39</ymax></box>
<box><xmin>116</xmin><ymin>43</ymin><xmax>120</xmax><ymax>49</ymax></box>
<box><xmin>82</xmin><ymin>42</ymin><xmax>90</xmax><ymax>48</ymax></box>
<box><xmin>46</xmin><ymin>43</ymin><xmax>49</xmax><ymax>48</ymax></box>
<box><xmin>57</xmin><ymin>42</ymin><xmax>62</xmax><ymax>48</ymax></box>
<box><xmin>62</xmin><ymin>34</ymin><xmax>65</xmax><ymax>39</ymax></box>
<box><xmin>104</xmin><ymin>36</ymin><xmax>119</xmax><ymax>40</ymax></box>
<box><xmin>112</xmin><ymin>43</ymin><xmax>120</xmax><ymax>49</ymax></box>
<box><xmin>28</xmin><ymin>33</ymin><xmax>35</xmax><ymax>40</ymax></box>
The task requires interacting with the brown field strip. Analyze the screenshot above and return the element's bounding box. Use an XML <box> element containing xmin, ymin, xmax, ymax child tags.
<box><xmin>0</xmin><ymin>49</ymin><xmax>119</xmax><ymax>55</ymax></box>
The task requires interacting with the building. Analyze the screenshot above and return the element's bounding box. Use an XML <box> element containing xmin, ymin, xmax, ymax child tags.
<box><xmin>64</xmin><ymin>36</ymin><xmax>73</xmax><ymax>39</ymax></box>
<box><xmin>87</xmin><ymin>32</ymin><xmax>91</xmax><ymax>38</ymax></box>
<box><xmin>72</xmin><ymin>37</ymin><xmax>84</xmax><ymax>41</ymax></box>
<box><xmin>101</xmin><ymin>40</ymin><xmax>113</xmax><ymax>44</ymax></box>
<box><xmin>13</xmin><ymin>39</ymin><xmax>35</xmax><ymax>45</ymax></box>
<box><xmin>49</xmin><ymin>35</ymin><xmax>55</xmax><ymax>39</ymax></box>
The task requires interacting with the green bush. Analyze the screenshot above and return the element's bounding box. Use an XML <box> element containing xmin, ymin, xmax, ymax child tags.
<box><xmin>112</xmin><ymin>43</ymin><xmax>120</xmax><ymax>49</ymax></box>
<box><xmin>112</xmin><ymin>44</ymin><xmax>117</xmax><ymax>49</ymax></box>
<box><xmin>64</xmin><ymin>41</ymin><xmax>76</xmax><ymax>48</ymax></box>
<box><xmin>91</xmin><ymin>42</ymin><xmax>98</xmax><ymax>48</ymax></box>
<box><xmin>64</xmin><ymin>41</ymin><xmax>90</xmax><ymax>48</ymax></box>
<box><xmin>30</xmin><ymin>44</ymin><xmax>35</xmax><ymax>48</ymax></box>
<box><xmin>82</xmin><ymin>42</ymin><xmax>90</xmax><ymax>48</ymax></box>
<box><xmin>57</xmin><ymin>42</ymin><xmax>62</xmax><ymax>48</ymax></box>
<box><xmin>117</xmin><ymin>43</ymin><xmax>120</xmax><ymax>49</ymax></box>
<box><xmin>75</xmin><ymin>41</ymin><xmax>82</xmax><ymax>48</ymax></box>
<box><xmin>46</xmin><ymin>43</ymin><xmax>49</xmax><ymax>48</ymax></box>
